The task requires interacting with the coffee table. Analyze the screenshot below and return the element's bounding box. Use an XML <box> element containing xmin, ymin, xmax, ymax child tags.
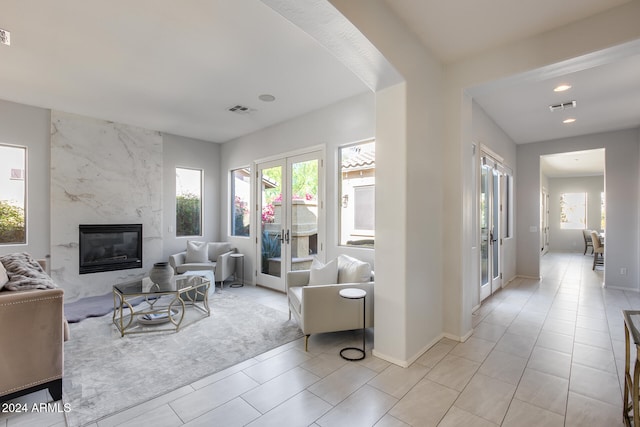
<box><xmin>112</xmin><ymin>275</ymin><xmax>210</xmax><ymax>337</ymax></box>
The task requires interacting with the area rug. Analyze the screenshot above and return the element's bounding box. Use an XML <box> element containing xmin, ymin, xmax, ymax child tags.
<box><xmin>62</xmin><ymin>290</ymin><xmax>302</xmax><ymax>427</ymax></box>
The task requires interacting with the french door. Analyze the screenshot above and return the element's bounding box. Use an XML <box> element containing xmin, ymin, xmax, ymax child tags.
<box><xmin>480</xmin><ymin>154</ymin><xmax>503</xmax><ymax>301</ymax></box>
<box><xmin>256</xmin><ymin>151</ymin><xmax>323</xmax><ymax>292</ymax></box>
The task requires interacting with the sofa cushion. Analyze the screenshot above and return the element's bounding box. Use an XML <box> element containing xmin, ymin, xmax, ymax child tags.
<box><xmin>208</xmin><ymin>242</ymin><xmax>232</xmax><ymax>260</ymax></box>
<box><xmin>186</xmin><ymin>241</ymin><xmax>209</xmax><ymax>263</ymax></box>
<box><xmin>337</xmin><ymin>254</ymin><xmax>371</xmax><ymax>284</ymax></box>
<box><xmin>0</xmin><ymin>261</ymin><xmax>8</xmax><ymax>290</ymax></box>
<box><xmin>308</xmin><ymin>258</ymin><xmax>338</xmax><ymax>285</ymax></box>
<box><xmin>176</xmin><ymin>262</ymin><xmax>215</xmax><ymax>274</ymax></box>
<box><xmin>289</xmin><ymin>286</ymin><xmax>303</xmax><ymax>314</ymax></box>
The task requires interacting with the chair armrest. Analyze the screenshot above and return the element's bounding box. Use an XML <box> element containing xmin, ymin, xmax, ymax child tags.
<box><xmin>286</xmin><ymin>270</ymin><xmax>311</xmax><ymax>290</ymax></box>
<box><xmin>214</xmin><ymin>250</ymin><xmax>236</xmax><ymax>282</ymax></box>
<box><xmin>169</xmin><ymin>252</ymin><xmax>187</xmax><ymax>273</ymax></box>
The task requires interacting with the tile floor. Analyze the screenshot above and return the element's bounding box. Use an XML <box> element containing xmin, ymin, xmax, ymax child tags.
<box><xmin>1</xmin><ymin>251</ymin><xmax>635</xmax><ymax>426</ymax></box>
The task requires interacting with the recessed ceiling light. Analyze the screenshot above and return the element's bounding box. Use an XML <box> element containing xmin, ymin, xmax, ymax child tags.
<box><xmin>563</xmin><ymin>118</ymin><xmax>576</xmax><ymax>124</ymax></box>
<box><xmin>554</xmin><ymin>84</ymin><xmax>572</xmax><ymax>92</ymax></box>
<box><xmin>258</xmin><ymin>94</ymin><xmax>276</xmax><ymax>102</ymax></box>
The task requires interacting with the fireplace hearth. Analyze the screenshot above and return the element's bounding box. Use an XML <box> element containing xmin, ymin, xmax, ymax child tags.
<box><xmin>79</xmin><ymin>224</ymin><xmax>142</xmax><ymax>274</ymax></box>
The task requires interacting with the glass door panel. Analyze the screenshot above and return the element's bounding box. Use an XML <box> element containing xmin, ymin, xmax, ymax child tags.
<box><xmin>258</xmin><ymin>162</ymin><xmax>284</xmax><ymax>290</ymax></box>
<box><xmin>480</xmin><ymin>164</ymin><xmax>490</xmax><ymax>300</ymax></box>
<box><xmin>492</xmin><ymin>169</ymin><xmax>500</xmax><ymax>286</ymax></box>
<box><xmin>289</xmin><ymin>157</ymin><xmax>319</xmax><ymax>274</ymax></box>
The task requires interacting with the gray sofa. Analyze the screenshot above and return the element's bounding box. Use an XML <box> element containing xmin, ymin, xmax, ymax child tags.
<box><xmin>169</xmin><ymin>241</ymin><xmax>236</xmax><ymax>289</ymax></box>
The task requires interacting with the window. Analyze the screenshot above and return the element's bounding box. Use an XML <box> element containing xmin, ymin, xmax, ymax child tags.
<box><xmin>560</xmin><ymin>192</ymin><xmax>587</xmax><ymax>230</ymax></box>
<box><xmin>176</xmin><ymin>167</ymin><xmax>202</xmax><ymax>237</ymax></box>
<box><xmin>0</xmin><ymin>144</ymin><xmax>27</xmax><ymax>245</ymax></box>
<box><xmin>231</xmin><ymin>168</ymin><xmax>250</xmax><ymax>237</ymax></box>
<box><xmin>339</xmin><ymin>140</ymin><xmax>375</xmax><ymax>247</ymax></box>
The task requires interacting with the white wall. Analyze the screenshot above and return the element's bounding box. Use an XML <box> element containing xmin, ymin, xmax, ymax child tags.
<box><xmin>517</xmin><ymin>129</ymin><xmax>639</xmax><ymax>290</ymax></box>
<box><xmin>548</xmin><ymin>176</ymin><xmax>604</xmax><ymax>252</ymax></box>
<box><xmin>220</xmin><ymin>92</ymin><xmax>376</xmax><ymax>286</ymax></box>
<box><xmin>0</xmin><ymin>99</ymin><xmax>51</xmax><ymax>261</ymax></box>
<box><xmin>331</xmin><ymin>0</ymin><xmax>445</xmax><ymax>365</ymax></box>
<box><xmin>162</xmin><ymin>133</ymin><xmax>221</xmax><ymax>259</ymax></box>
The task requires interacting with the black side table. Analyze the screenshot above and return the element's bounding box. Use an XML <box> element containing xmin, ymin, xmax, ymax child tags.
<box><xmin>339</xmin><ymin>288</ymin><xmax>366</xmax><ymax>361</ymax></box>
<box><xmin>230</xmin><ymin>253</ymin><xmax>244</xmax><ymax>288</ymax></box>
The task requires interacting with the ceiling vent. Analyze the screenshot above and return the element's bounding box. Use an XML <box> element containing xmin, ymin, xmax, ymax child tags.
<box><xmin>227</xmin><ymin>105</ymin><xmax>252</xmax><ymax>114</ymax></box>
<box><xmin>0</xmin><ymin>28</ymin><xmax>10</xmax><ymax>46</ymax></box>
<box><xmin>549</xmin><ymin>100</ymin><xmax>576</xmax><ymax>112</ymax></box>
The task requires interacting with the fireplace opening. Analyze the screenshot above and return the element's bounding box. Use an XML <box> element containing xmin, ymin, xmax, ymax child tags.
<box><xmin>79</xmin><ymin>224</ymin><xmax>142</xmax><ymax>274</ymax></box>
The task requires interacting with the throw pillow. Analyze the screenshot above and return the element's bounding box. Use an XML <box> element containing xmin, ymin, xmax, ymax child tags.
<box><xmin>0</xmin><ymin>261</ymin><xmax>8</xmax><ymax>290</ymax></box>
<box><xmin>337</xmin><ymin>254</ymin><xmax>372</xmax><ymax>283</ymax></box>
<box><xmin>308</xmin><ymin>257</ymin><xmax>338</xmax><ymax>286</ymax></box>
<box><xmin>186</xmin><ymin>241</ymin><xmax>209</xmax><ymax>263</ymax></box>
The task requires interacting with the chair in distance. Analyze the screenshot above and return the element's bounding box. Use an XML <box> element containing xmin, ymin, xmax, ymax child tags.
<box><xmin>582</xmin><ymin>229</ymin><xmax>594</xmax><ymax>255</ymax></box>
<box><xmin>590</xmin><ymin>230</ymin><xmax>604</xmax><ymax>270</ymax></box>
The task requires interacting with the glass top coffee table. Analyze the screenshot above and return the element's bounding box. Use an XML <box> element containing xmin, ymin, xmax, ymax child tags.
<box><xmin>112</xmin><ymin>275</ymin><xmax>210</xmax><ymax>337</ymax></box>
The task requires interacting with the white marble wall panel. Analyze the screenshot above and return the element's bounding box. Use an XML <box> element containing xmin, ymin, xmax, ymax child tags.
<box><xmin>50</xmin><ymin>111</ymin><xmax>163</xmax><ymax>301</ymax></box>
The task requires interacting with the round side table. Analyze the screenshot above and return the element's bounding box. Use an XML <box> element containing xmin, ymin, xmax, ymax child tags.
<box><xmin>339</xmin><ymin>288</ymin><xmax>366</xmax><ymax>361</ymax></box>
<box><xmin>230</xmin><ymin>253</ymin><xmax>244</xmax><ymax>288</ymax></box>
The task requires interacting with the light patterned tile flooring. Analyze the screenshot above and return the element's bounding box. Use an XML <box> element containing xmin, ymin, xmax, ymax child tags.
<box><xmin>1</xmin><ymin>252</ymin><xmax>635</xmax><ymax>426</ymax></box>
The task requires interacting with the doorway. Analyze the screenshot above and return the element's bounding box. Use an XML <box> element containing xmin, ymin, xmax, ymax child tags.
<box><xmin>480</xmin><ymin>151</ymin><xmax>504</xmax><ymax>301</ymax></box>
<box><xmin>256</xmin><ymin>150</ymin><xmax>324</xmax><ymax>292</ymax></box>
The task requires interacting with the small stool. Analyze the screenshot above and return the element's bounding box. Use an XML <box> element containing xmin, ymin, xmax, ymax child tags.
<box><xmin>339</xmin><ymin>288</ymin><xmax>366</xmax><ymax>361</ymax></box>
<box><xmin>230</xmin><ymin>253</ymin><xmax>244</xmax><ymax>288</ymax></box>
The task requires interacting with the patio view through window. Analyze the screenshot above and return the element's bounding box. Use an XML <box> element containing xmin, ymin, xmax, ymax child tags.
<box><xmin>601</xmin><ymin>191</ymin><xmax>606</xmax><ymax>231</ymax></box>
<box><xmin>176</xmin><ymin>167</ymin><xmax>202</xmax><ymax>237</ymax></box>
<box><xmin>0</xmin><ymin>144</ymin><xmax>26</xmax><ymax>245</ymax></box>
<box><xmin>231</xmin><ymin>168</ymin><xmax>250</xmax><ymax>237</ymax></box>
<box><xmin>339</xmin><ymin>140</ymin><xmax>375</xmax><ymax>247</ymax></box>
<box><xmin>560</xmin><ymin>192</ymin><xmax>587</xmax><ymax>230</ymax></box>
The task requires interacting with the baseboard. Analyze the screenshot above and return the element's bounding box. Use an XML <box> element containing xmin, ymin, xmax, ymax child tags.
<box><xmin>371</xmin><ymin>333</ymin><xmax>447</xmax><ymax>368</ymax></box>
<box><xmin>443</xmin><ymin>328</ymin><xmax>473</xmax><ymax>342</ymax></box>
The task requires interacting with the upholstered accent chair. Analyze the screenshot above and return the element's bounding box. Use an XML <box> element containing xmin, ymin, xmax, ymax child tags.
<box><xmin>582</xmin><ymin>229</ymin><xmax>594</xmax><ymax>255</ymax></box>
<box><xmin>169</xmin><ymin>241</ymin><xmax>236</xmax><ymax>289</ymax></box>
<box><xmin>591</xmin><ymin>231</ymin><xmax>604</xmax><ymax>270</ymax></box>
<box><xmin>286</xmin><ymin>255</ymin><xmax>374</xmax><ymax>351</ymax></box>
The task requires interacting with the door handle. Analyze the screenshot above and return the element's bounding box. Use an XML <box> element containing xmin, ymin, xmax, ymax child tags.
<box><xmin>285</xmin><ymin>229</ymin><xmax>290</xmax><ymax>244</ymax></box>
<box><xmin>279</xmin><ymin>229</ymin><xmax>285</xmax><ymax>244</ymax></box>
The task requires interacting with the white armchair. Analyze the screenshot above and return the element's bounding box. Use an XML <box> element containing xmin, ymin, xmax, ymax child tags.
<box><xmin>169</xmin><ymin>241</ymin><xmax>236</xmax><ymax>289</ymax></box>
<box><xmin>286</xmin><ymin>255</ymin><xmax>374</xmax><ymax>351</ymax></box>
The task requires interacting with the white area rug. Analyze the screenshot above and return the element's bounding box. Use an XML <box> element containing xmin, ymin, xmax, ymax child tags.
<box><xmin>62</xmin><ymin>289</ymin><xmax>302</xmax><ymax>427</ymax></box>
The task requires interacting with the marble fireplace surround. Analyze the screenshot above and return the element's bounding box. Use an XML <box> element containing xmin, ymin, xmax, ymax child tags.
<box><xmin>50</xmin><ymin>111</ymin><xmax>163</xmax><ymax>302</ymax></box>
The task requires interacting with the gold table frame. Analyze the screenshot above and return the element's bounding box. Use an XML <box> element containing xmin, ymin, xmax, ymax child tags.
<box><xmin>112</xmin><ymin>275</ymin><xmax>210</xmax><ymax>337</ymax></box>
<box><xmin>623</xmin><ymin>310</ymin><xmax>640</xmax><ymax>426</ymax></box>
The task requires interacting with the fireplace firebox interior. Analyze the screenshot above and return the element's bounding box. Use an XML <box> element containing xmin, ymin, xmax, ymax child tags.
<box><xmin>79</xmin><ymin>224</ymin><xmax>142</xmax><ymax>274</ymax></box>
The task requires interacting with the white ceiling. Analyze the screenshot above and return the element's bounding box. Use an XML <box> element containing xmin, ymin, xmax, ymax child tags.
<box><xmin>0</xmin><ymin>0</ymin><xmax>638</xmax><ymax>149</ymax></box>
<box><xmin>0</xmin><ymin>1</ymin><xmax>370</xmax><ymax>143</ymax></box>
<box><xmin>541</xmin><ymin>149</ymin><xmax>605</xmax><ymax>178</ymax></box>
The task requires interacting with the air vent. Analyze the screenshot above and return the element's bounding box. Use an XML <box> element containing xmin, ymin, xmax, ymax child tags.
<box><xmin>549</xmin><ymin>100</ymin><xmax>576</xmax><ymax>112</ymax></box>
<box><xmin>227</xmin><ymin>105</ymin><xmax>252</xmax><ymax>114</ymax></box>
<box><xmin>0</xmin><ymin>28</ymin><xmax>10</xmax><ymax>46</ymax></box>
